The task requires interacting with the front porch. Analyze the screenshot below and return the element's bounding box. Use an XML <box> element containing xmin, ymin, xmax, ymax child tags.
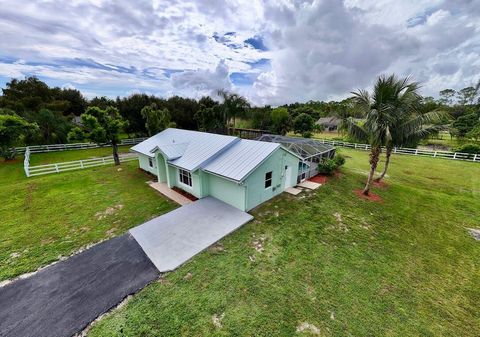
<box><xmin>148</xmin><ymin>181</ymin><xmax>193</xmax><ymax>206</ymax></box>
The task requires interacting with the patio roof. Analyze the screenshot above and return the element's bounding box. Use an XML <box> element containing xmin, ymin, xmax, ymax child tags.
<box><xmin>256</xmin><ymin>134</ymin><xmax>335</xmax><ymax>160</ymax></box>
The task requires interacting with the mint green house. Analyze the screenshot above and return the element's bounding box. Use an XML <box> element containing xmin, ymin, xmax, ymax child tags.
<box><xmin>131</xmin><ymin>128</ymin><xmax>301</xmax><ymax>211</ymax></box>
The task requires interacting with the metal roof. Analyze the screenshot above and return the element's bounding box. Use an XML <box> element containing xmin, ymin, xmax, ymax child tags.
<box><xmin>256</xmin><ymin>134</ymin><xmax>335</xmax><ymax>160</ymax></box>
<box><xmin>131</xmin><ymin>128</ymin><xmax>239</xmax><ymax>171</ymax></box>
<box><xmin>204</xmin><ymin>139</ymin><xmax>280</xmax><ymax>182</ymax></box>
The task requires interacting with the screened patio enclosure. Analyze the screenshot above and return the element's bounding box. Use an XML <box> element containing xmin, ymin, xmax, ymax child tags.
<box><xmin>256</xmin><ymin>134</ymin><xmax>336</xmax><ymax>182</ymax></box>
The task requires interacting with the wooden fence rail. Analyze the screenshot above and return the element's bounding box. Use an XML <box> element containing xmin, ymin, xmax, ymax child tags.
<box><xmin>315</xmin><ymin>139</ymin><xmax>480</xmax><ymax>163</ymax></box>
<box><xmin>26</xmin><ymin>153</ymin><xmax>138</xmax><ymax>177</ymax></box>
<box><xmin>14</xmin><ymin>137</ymin><xmax>147</xmax><ymax>154</ymax></box>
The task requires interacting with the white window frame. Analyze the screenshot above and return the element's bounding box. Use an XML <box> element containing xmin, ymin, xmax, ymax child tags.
<box><xmin>179</xmin><ymin>169</ymin><xmax>192</xmax><ymax>187</ymax></box>
<box><xmin>265</xmin><ymin>171</ymin><xmax>273</xmax><ymax>189</ymax></box>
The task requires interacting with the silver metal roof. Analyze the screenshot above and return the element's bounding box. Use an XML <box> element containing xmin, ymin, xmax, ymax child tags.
<box><xmin>204</xmin><ymin>139</ymin><xmax>280</xmax><ymax>182</ymax></box>
<box><xmin>256</xmin><ymin>134</ymin><xmax>335</xmax><ymax>160</ymax></box>
<box><xmin>131</xmin><ymin>128</ymin><xmax>239</xmax><ymax>171</ymax></box>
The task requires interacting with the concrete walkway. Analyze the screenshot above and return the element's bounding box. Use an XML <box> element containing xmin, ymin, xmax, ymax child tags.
<box><xmin>130</xmin><ymin>197</ymin><xmax>253</xmax><ymax>272</ymax></box>
<box><xmin>148</xmin><ymin>181</ymin><xmax>193</xmax><ymax>205</ymax></box>
<box><xmin>0</xmin><ymin>234</ymin><xmax>158</xmax><ymax>337</ymax></box>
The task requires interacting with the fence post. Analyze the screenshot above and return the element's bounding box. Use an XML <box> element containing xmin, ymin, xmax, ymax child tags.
<box><xmin>453</xmin><ymin>153</ymin><xmax>456</xmax><ymax>159</ymax></box>
<box><xmin>474</xmin><ymin>154</ymin><xmax>477</xmax><ymax>162</ymax></box>
<box><xmin>394</xmin><ymin>147</ymin><xmax>397</xmax><ymax>154</ymax></box>
<box><xmin>80</xmin><ymin>160</ymin><xmax>84</xmax><ymax>168</ymax></box>
<box><xmin>415</xmin><ymin>149</ymin><xmax>418</xmax><ymax>155</ymax></box>
<box><xmin>55</xmin><ymin>164</ymin><xmax>59</xmax><ymax>173</ymax></box>
<box><xmin>434</xmin><ymin>151</ymin><xmax>437</xmax><ymax>157</ymax></box>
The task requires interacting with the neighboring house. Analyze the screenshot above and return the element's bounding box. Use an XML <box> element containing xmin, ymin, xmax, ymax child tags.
<box><xmin>316</xmin><ymin>117</ymin><xmax>341</xmax><ymax>131</ymax></box>
<box><xmin>131</xmin><ymin>128</ymin><xmax>301</xmax><ymax>212</ymax></box>
<box><xmin>316</xmin><ymin>116</ymin><xmax>363</xmax><ymax>131</ymax></box>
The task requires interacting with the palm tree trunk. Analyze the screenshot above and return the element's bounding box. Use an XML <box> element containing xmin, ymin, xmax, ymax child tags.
<box><xmin>363</xmin><ymin>147</ymin><xmax>381</xmax><ymax>195</ymax></box>
<box><xmin>375</xmin><ymin>147</ymin><xmax>392</xmax><ymax>182</ymax></box>
<box><xmin>112</xmin><ymin>140</ymin><xmax>120</xmax><ymax>166</ymax></box>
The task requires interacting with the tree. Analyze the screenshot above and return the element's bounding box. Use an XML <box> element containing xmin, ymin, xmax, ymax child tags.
<box><xmin>194</xmin><ymin>105</ymin><xmax>225</xmax><ymax>132</ymax></box>
<box><xmin>453</xmin><ymin>113</ymin><xmax>479</xmax><ymax>137</ymax></box>
<box><xmin>271</xmin><ymin>107</ymin><xmax>291</xmax><ymax>135</ymax></box>
<box><xmin>80</xmin><ymin>106</ymin><xmax>126</xmax><ymax>165</ymax></box>
<box><xmin>34</xmin><ymin>108</ymin><xmax>70</xmax><ymax>144</ymax></box>
<box><xmin>141</xmin><ymin>104</ymin><xmax>172</xmax><ymax>136</ymax></box>
<box><xmin>0</xmin><ymin>114</ymin><xmax>38</xmax><ymax>160</ymax></box>
<box><xmin>456</xmin><ymin>82</ymin><xmax>480</xmax><ymax>105</ymax></box>
<box><xmin>466</xmin><ymin>123</ymin><xmax>480</xmax><ymax>141</ymax></box>
<box><xmin>218</xmin><ymin>90</ymin><xmax>250</xmax><ymax>129</ymax></box>
<box><xmin>439</xmin><ymin>89</ymin><xmax>456</xmax><ymax>106</ymax></box>
<box><xmin>347</xmin><ymin>74</ymin><xmax>422</xmax><ymax>195</ymax></box>
<box><xmin>293</xmin><ymin>113</ymin><xmax>314</xmax><ymax>137</ymax></box>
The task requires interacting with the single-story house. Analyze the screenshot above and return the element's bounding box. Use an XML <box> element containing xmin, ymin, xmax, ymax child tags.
<box><xmin>131</xmin><ymin>128</ymin><xmax>302</xmax><ymax>212</ymax></box>
<box><xmin>316</xmin><ymin>116</ymin><xmax>363</xmax><ymax>131</ymax></box>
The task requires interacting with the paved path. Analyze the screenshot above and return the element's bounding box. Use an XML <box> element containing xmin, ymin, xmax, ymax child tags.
<box><xmin>0</xmin><ymin>234</ymin><xmax>159</xmax><ymax>337</ymax></box>
<box><xmin>130</xmin><ymin>197</ymin><xmax>253</xmax><ymax>272</ymax></box>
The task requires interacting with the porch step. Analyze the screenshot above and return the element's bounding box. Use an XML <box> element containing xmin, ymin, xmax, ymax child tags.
<box><xmin>148</xmin><ymin>182</ymin><xmax>193</xmax><ymax>205</ymax></box>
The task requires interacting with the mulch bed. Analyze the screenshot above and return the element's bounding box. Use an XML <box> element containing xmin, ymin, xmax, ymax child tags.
<box><xmin>373</xmin><ymin>180</ymin><xmax>389</xmax><ymax>189</ymax></box>
<box><xmin>172</xmin><ymin>187</ymin><xmax>198</xmax><ymax>201</ymax></box>
<box><xmin>354</xmin><ymin>189</ymin><xmax>383</xmax><ymax>202</ymax></box>
<box><xmin>308</xmin><ymin>175</ymin><xmax>329</xmax><ymax>184</ymax></box>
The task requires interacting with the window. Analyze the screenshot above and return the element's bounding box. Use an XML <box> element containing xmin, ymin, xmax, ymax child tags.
<box><xmin>179</xmin><ymin>169</ymin><xmax>192</xmax><ymax>187</ymax></box>
<box><xmin>148</xmin><ymin>157</ymin><xmax>154</xmax><ymax>168</ymax></box>
<box><xmin>265</xmin><ymin>171</ymin><xmax>272</xmax><ymax>188</ymax></box>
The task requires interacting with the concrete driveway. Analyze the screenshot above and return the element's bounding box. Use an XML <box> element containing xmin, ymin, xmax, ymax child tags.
<box><xmin>0</xmin><ymin>234</ymin><xmax>158</xmax><ymax>337</ymax></box>
<box><xmin>130</xmin><ymin>197</ymin><xmax>253</xmax><ymax>272</ymax></box>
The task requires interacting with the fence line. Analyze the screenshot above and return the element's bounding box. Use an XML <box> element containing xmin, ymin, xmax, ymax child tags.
<box><xmin>15</xmin><ymin>137</ymin><xmax>148</xmax><ymax>154</ymax></box>
<box><xmin>26</xmin><ymin>153</ymin><xmax>138</xmax><ymax>177</ymax></box>
<box><xmin>316</xmin><ymin>139</ymin><xmax>480</xmax><ymax>163</ymax></box>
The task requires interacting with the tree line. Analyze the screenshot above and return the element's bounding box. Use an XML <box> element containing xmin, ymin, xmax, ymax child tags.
<box><xmin>1</xmin><ymin>75</ymin><xmax>479</xmax><ymax>162</ymax></box>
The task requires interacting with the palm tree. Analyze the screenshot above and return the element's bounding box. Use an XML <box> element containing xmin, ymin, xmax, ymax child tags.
<box><xmin>217</xmin><ymin>90</ymin><xmax>250</xmax><ymax>131</ymax></box>
<box><xmin>375</xmin><ymin>111</ymin><xmax>443</xmax><ymax>182</ymax></box>
<box><xmin>347</xmin><ymin>75</ymin><xmax>422</xmax><ymax>195</ymax></box>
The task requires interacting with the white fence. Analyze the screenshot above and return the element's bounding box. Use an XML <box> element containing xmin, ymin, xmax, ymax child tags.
<box><xmin>316</xmin><ymin>139</ymin><xmax>480</xmax><ymax>163</ymax></box>
<box><xmin>25</xmin><ymin>152</ymin><xmax>138</xmax><ymax>177</ymax></box>
<box><xmin>15</xmin><ymin>137</ymin><xmax>148</xmax><ymax>154</ymax></box>
<box><xmin>21</xmin><ymin>137</ymin><xmax>146</xmax><ymax>177</ymax></box>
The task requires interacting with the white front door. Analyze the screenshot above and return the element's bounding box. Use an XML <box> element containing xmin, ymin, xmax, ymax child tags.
<box><xmin>284</xmin><ymin>166</ymin><xmax>293</xmax><ymax>189</ymax></box>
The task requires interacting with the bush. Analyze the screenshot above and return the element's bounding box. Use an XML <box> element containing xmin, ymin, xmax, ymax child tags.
<box><xmin>333</xmin><ymin>154</ymin><xmax>346</xmax><ymax>167</ymax></box>
<box><xmin>456</xmin><ymin>143</ymin><xmax>480</xmax><ymax>154</ymax></box>
<box><xmin>317</xmin><ymin>159</ymin><xmax>337</xmax><ymax>175</ymax></box>
<box><xmin>317</xmin><ymin>154</ymin><xmax>346</xmax><ymax>175</ymax></box>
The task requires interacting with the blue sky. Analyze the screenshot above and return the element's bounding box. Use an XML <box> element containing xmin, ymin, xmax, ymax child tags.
<box><xmin>0</xmin><ymin>0</ymin><xmax>479</xmax><ymax>105</ymax></box>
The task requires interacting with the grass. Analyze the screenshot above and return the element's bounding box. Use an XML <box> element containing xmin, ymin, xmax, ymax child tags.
<box><xmin>86</xmin><ymin>149</ymin><xmax>480</xmax><ymax>337</ymax></box>
<box><xmin>0</xmin><ymin>149</ymin><xmax>176</xmax><ymax>281</ymax></box>
<box><xmin>28</xmin><ymin>146</ymin><xmax>131</xmax><ymax>165</ymax></box>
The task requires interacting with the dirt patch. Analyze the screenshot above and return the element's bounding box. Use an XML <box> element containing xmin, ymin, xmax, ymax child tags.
<box><xmin>403</xmin><ymin>170</ymin><xmax>413</xmax><ymax>175</ymax></box>
<box><xmin>373</xmin><ymin>180</ymin><xmax>389</xmax><ymax>189</ymax></box>
<box><xmin>183</xmin><ymin>272</ymin><xmax>193</xmax><ymax>281</ymax></box>
<box><xmin>332</xmin><ymin>212</ymin><xmax>349</xmax><ymax>232</ymax></box>
<box><xmin>252</xmin><ymin>234</ymin><xmax>266</xmax><ymax>253</ymax></box>
<box><xmin>426</xmin><ymin>176</ymin><xmax>442</xmax><ymax>181</ymax></box>
<box><xmin>296</xmin><ymin>322</ymin><xmax>321</xmax><ymax>335</ymax></box>
<box><xmin>468</xmin><ymin>228</ymin><xmax>480</xmax><ymax>241</ymax></box>
<box><xmin>95</xmin><ymin>204</ymin><xmax>124</xmax><ymax>220</ymax></box>
<box><xmin>208</xmin><ymin>242</ymin><xmax>225</xmax><ymax>254</ymax></box>
<box><xmin>24</xmin><ymin>183</ymin><xmax>38</xmax><ymax>209</ymax></box>
<box><xmin>212</xmin><ymin>313</ymin><xmax>224</xmax><ymax>328</ymax></box>
<box><xmin>354</xmin><ymin>189</ymin><xmax>383</xmax><ymax>202</ymax></box>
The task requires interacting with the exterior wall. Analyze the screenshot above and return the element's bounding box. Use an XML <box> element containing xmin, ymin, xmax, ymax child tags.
<box><xmin>138</xmin><ymin>154</ymin><xmax>157</xmax><ymax>176</ymax></box>
<box><xmin>156</xmin><ymin>153</ymin><xmax>167</xmax><ymax>183</ymax></box>
<box><xmin>244</xmin><ymin>148</ymin><xmax>299</xmax><ymax>211</ymax></box>
<box><xmin>205</xmin><ymin>173</ymin><xmax>246</xmax><ymax>211</ymax></box>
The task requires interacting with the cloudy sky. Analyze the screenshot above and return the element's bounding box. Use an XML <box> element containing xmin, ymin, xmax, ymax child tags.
<box><xmin>0</xmin><ymin>0</ymin><xmax>479</xmax><ymax>105</ymax></box>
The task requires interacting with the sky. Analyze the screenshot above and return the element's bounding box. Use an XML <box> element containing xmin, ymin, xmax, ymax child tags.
<box><xmin>0</xmin><ymin>0</ymin><xmax>479</xmax><ymax>105</ymax></box>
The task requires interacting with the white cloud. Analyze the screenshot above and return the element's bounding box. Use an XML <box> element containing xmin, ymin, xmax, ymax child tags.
<box><xmin>0</xmin><ymin>0</ymin><xmax>478</xmax><ymax>104</ymax></box>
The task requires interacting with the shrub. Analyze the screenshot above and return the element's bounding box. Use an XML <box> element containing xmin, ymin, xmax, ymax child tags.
<box><xmin>317</xmin><ymin>159</ymin><xmax>337</xmax><ymax>175</ymax></box>
<box><xmin>317</xmin><ymin>154</ymin><xmax>346</xmax><ymax>175</ymax></box>
<box><xmin>333</xmin><ymin>154</ymin><xmax>346</xmax><ymax>167</ymax></box>
<box><xmin>456</xmin><ymin>143</ymin><xmax>480</xmax><ymax>154</ymax></box>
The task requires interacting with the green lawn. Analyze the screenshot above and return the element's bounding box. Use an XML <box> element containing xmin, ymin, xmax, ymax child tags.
<box><xmin>0</xmin><ymin>149</ymin><xmax>176</xmax><ymax>281</ymax></box>
<box><xmin>28</xmin><ymin>145</ymin><xmax>131</xmax><ymax>165</ymax></box>
<box><xmin>86</xmin><ymin>149</ymin><xmax>480</xmax><ymax>337</ymax></box>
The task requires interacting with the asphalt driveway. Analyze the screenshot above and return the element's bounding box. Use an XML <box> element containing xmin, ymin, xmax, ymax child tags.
<box><xmin>0</xmin><ymin>234</ymin><xmax>159</xmax><ymax>337</ymax></box>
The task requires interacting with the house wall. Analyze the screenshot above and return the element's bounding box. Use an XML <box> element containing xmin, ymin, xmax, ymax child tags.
<box><xmin>156</xmin><ymin>153</ymin><xmax>167</xmax><ymax>182</ymax></box>
<box><xmin>138</xmin><ymin>154</ymin><xmax>157</xmax><ymax>175</ymax></box>
<box><xmin>244</xmin><ymin>148</ymin><xmax>299</xmax><ymax>211</ymax></box>
<box><xmin>205</xmin><ymin>173</ymin><xmax>246</xmax><ymax>211</ymax></box>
